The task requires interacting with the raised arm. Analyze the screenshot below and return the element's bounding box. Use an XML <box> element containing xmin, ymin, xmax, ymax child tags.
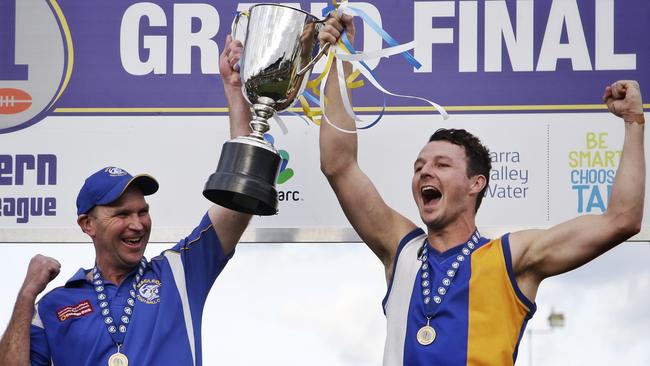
<box><xmin>208</xmin><ymin>35</ymin><xmax>253</xmax><ymax>255</ymax></box>
<box><xmin>511</xmin><ymin>80</ymin><xmax>645</xmax><ymax>300</ymax></box>
<box><xmin>318</xmin><ymin>14</ymin><xmax>416</xmax><ymax>275</ymax></box>
<box><xmin>0</xmin><ymin>255</ymin><xmax>60</xmax><ymax>366</ymax></box>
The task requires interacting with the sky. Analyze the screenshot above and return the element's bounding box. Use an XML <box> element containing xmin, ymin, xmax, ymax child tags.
<box><xmin>0</xmin><ymin>240</ymin><xmax>648</xmax><ymax>365</ymax></box>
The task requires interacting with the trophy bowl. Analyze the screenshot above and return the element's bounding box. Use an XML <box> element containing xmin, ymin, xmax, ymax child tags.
<box><xmin>203</xmin><ymin>4</ymin><xmax>328</xmax><ymax>215</ymax></box>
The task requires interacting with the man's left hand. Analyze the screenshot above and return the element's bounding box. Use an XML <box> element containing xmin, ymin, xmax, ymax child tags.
<box><xmin>220</xmin><ymin>35</ymin><xmax>244</xmax><ymax>88</ymax></box>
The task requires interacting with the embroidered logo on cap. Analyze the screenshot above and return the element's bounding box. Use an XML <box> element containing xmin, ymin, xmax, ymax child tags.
<box><xmin>56</xmin><ymin>300</ymin><xmax>94</xmax><ymax>322</ymax></box>
<box><xmin>105</xmin><ymin>167</ymin><xmax>127</xmax><ymax>176</ymax></box>
<box><xmin>137</xmin><ymin>279</ymin><xmax>161</xmax><ymax>304</ymax></box>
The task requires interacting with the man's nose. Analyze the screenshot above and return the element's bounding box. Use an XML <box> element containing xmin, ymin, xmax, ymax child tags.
<box><xmin>420</xmin><ymin>162</ymin><xmax>436</xmax><ymax>177</ymax></box>
<box><xmin>127</xmin><ymin>214</ymin><xmax>144</xmax><ymax>230</ymax></box>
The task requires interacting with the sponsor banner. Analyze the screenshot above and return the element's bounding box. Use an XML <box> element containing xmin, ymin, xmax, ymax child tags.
<box><xmin>1</xmin><ymin>0</ymin><xmax>649</xmax><ymax>134</ymax></box>
<box><xmin>1</xmin><ymin>0</ymin><xmax>649</xmax><ymax>241</ymax></box>
<box><xmin>1</xmin><ymin>112</ymin><xmax>648</xmax><ymax>241</ymax></box>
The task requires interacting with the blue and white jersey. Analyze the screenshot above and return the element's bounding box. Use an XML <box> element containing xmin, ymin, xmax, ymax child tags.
<box><xmin>29</xmin><ymin>213</ymin><xmax>232</xmax><ymax>366</ymax></box>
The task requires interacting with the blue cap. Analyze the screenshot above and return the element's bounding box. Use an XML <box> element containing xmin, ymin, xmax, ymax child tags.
<box><xmin>76</xmin><ymin>167</ymin><xmax>159</xmax><ymax>215</ymax></box>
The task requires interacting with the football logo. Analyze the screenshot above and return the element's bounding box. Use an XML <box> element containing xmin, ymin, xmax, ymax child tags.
<box><xmin>0</xmin><ymin>0</ymin><xmax>72</xmax><ymax>134</ymax></box>
<box><xmin>0</xmin><ymin>88</ymin><xmax>32</xmax><ymax>115</ymax></box>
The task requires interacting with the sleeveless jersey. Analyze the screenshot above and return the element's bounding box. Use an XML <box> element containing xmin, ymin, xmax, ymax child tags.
<box><xmin>382</xmin><ymin>228</ymin><xmax>536</xmax><ymax>366</ymax></box>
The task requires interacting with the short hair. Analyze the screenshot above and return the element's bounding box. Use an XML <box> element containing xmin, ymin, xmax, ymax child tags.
<box><xmin>428</xmin><ymin>128</ymin><xmax>491</xmax><ymax>212</ymax></box>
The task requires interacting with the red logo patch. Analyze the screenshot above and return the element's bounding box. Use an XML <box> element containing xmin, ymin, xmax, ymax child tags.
<box><xmin>56</xmin><ymin>300</ymin><xmax>94</xmax><ymax>322</ymax></box>
<box><xmin>0</xmin><ymin>88</ymin><xmax>32</xmax><ymax>115</ymax></box>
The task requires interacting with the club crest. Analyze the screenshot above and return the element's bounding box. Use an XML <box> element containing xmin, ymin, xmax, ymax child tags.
<box><xmin>136</xmin><ymin>278</ymin><xmax>161</xmax><ymax>304</ymax></box>
<box><xmin>105</xmin><ymin>167</ymin><xmax>127</xmax><ymax>176</ymax></box>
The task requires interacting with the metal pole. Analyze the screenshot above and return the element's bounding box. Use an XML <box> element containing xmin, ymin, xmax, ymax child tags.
<box><xmin>527</xmin><ymin>329</ymin><xmax>534</xmax><ymax>366</ymax></box>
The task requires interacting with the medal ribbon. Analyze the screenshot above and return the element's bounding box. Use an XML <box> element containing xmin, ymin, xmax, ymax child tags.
<box><xmin>92</xmin><ymin>257</ymin><xmax>147</xmax><ymax>347</ymax></box>
<box><xmin>419</xmin><ymin>230</ymin><xmax>481</xmax><ymax>319</ymax></box>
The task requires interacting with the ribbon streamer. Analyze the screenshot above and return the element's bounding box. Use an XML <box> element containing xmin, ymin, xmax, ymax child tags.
<box><xmin>271</xmin><ymin>114</ymin><xmax>289</xmax><ymax>135</ymax></box>
<box><xmin>314</xmin><ymin>1</ymin><xmax>447</xmax><ymax>134</ymax></box>
<box><xmin>305</xmin><ymin>0</ymin><xmax>448</xmax><ymax>134</ymax></box>
<box><xmin>338</xmin><ymin>33</ymin><xmax>448</xmax><ymax>120</ymax></box>
<box><xmin>324</xmin><ymin>2</ymin><xmax>422</xmax><ymax>69</ymax></box>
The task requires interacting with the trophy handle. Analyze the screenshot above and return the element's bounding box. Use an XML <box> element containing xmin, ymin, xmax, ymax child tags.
<box><xmin>296</xmin><ymin>42</ymin><xmax>331</xmax><ymax>76</ymax></box>
<box><xmin>231</xmin><ymin>11</ymin><xmax>249</xmax><ymax>44</ymax></box>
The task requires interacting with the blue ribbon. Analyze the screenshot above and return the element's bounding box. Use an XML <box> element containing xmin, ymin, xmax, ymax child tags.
<box><xmin>322</xmin><ymin>5</ymin><xmax>422</xmax><ymax>69</ymax></box>
<box><xmin>302</xmin><ymin>90</ymin><xmax>321</xmax><ymax>106</ymax></box>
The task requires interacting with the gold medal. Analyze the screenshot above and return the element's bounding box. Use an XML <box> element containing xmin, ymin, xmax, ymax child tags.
<box><xmin>417</xmin><ymin>318</ymin><xmax>436</xmax><ymax>346</ymax></box>
<box><xmin>417</xmin><ymin>325</ymin><xmax>436</xmax><ymax>345</ymax></box>
<box><xmin>108</xmin><ymin>352</ymin><xmax>128</xmax><ymax>366</ymax></box>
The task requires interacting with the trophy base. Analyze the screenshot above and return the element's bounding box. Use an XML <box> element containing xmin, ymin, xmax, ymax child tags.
<box><xmin>203</xmin><ymin>139</ymin><xmax>281</xmax><ymax>216</ymax></box>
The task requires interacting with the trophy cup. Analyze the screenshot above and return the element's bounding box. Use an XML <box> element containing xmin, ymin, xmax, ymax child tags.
<box><xmin>203</xmin><ymin>4</ymin><xmax>329</xmax><ymax>215</ymax></box>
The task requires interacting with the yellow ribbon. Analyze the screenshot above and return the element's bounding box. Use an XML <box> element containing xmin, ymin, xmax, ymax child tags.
<box><xmin>306</xmin><ymin>52</ymin><xmax>335</xmax><ymax>96</ymax></box>
<box><xmin>297</xmin><ymin>95</ymin><xmax>322</xmax><ymax>125</ymax></box>
<box><xmin>299</xmin><ymin>1</ymin><xmax>363</xmax><ymax>125</ymax></box>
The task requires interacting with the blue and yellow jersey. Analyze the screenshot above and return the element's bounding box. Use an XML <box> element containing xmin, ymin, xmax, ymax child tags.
<box><xmin>383</xmin><ymin>228</ymin><xmax>536</xmax><ymax>366</ymax></box>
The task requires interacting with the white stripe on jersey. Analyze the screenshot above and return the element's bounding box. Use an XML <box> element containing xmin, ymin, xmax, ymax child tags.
<box><xmin>32</xmin><ymin>302</ymin><xmax>44</xmax><ymax>329</ymax></box>
<box><xmin>165</xmin><ymin>251</ymin><xmax>196</xmax><ymax>366</ymax></box>
<box><xmin>383</xmin><ymin>233</ymin><xmax>426</xmax><ymax>366</ymax></box>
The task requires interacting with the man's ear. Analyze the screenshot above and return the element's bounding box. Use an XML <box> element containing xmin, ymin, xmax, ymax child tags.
<box><xmin>470</xmin><ymin>174</ymin><xmax>487</xmax><ymax>195</ymax></box>
<box><xmin>77</xmin><ymin>214</ymin><xmax>95</xmax><ymax>237</ymax></box>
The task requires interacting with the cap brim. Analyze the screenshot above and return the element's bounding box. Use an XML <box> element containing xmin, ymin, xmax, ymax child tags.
<box><xmin>95</xmin><ymin>174</ymin><xmax>159</xmax><ymax>208</ymax></box>
<box><xmin>128</xmin><ymin>174</ymin><xmax>159</xmax><ymax>196</ymax></box>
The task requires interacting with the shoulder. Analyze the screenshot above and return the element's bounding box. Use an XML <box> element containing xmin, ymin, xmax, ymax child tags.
<box><xmin>391</xmin><ymin>227</ymin><xmax>426</xmax><ymax>263</ymax></box>
<box><xmin>399</xmin><ymin>228</ymin><xmax>427</xmax><ymax>250</ymax></box>
<box><xmin>35</xmin><ymin>284</ymin><xmax>91</xmax><ymax>327</ymax></box>
<box><xmin>37</xmin><ymin>279</ymin><xmax>86</xmax><ymax>308</ymax></box>
<box><xmin>164</xmin><ymin>212</ymin><xmax>219</xmax><ymax>253</ymax></box>
<box><xmin>36</xmin><ymin>286</ymin><xmax>67</xmax><ymax>308</ymax></box>
<box><xmin>387</xmin><ymin>228</ymin><xmax>426</xmax><ymax>273</ymax></box>
<box><xmin>507</xmin><ymin>229</ymin><xmax>545</xmax><ymax>267</ymax></box>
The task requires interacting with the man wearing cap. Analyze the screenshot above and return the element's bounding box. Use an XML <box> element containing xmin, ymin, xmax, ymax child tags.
<box><xmin>0</xmin><ymin>35</ymin><xmax>251</xmax><ymax>366</ymax></box>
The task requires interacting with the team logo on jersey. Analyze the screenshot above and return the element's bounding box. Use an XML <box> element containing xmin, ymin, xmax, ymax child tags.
<box><xmin>56</xmin><ymin>299</ymin><xmax>94</xmax><ymax>322</ymax></box>
<box><xmin>136</xmin><ymin>278</ymin><xmax>161</xmax><ymax>304</ymax></box>
<box><xmin>0</xmin><ymin>0</ymin><xmax>73</xmax><ymax>134</ymax></box>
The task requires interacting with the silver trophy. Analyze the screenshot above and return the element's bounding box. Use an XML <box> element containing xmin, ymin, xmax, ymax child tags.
<box><xmin>204</xmin><ymin>4</ymin><xmax>329</xmax><ymax>215</ymax></box>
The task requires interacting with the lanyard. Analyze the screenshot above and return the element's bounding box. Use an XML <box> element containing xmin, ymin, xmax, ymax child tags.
<box><xmin>92</xmin><ymin>257</ymin><xmax>147</xmax><ymax>347</ymax></box>
<box><xmin>416</xmin><ymin>230</ymin><xmax>481</xmax><ymax>345</ymax></box>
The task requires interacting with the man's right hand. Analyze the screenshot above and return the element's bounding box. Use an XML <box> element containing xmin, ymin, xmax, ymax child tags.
<box><xmin>20</xmin><ymin>255</ymin><xmax>60</xmax><ymax>299</ymax></box>
<box><xmin>318</xmin><ymin>12</ymin><xmax>355</xmax><ymax>49</ymax></box>
<box><xmin>603</xmin><ymin>80</ymin><xmax>644</xmax><ymax>124</ymax></box>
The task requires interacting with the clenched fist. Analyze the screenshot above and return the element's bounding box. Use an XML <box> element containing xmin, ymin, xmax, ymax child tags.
<box><xmin>20</xmin><ymin>254</ymin><xmax>61</xmax><ymax>300</ymax></box>
<box><xmin>603</xmin><ymin>80</ymin><xmax>645</xmax><ymax>124</ymax></box>
<box><xmin>318</xmin><ymin>11</ymin><xmax>355</xmax><ymax>49</ymax></box>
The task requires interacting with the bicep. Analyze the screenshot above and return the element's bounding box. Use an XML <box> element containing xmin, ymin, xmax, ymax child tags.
<box><xmin>328</xmin><ymin>163</ymin><xmax>416</xmax><ymax>263</ymax></box>
<box><xmin>512</xmin><ymin>213</ymin><xmax>631</xmax><ymax>282</ymax></box>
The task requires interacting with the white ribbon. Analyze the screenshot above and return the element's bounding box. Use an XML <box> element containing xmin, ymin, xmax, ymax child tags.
<box><xmin>320</xmin><ymin>5</ymin><xmax>449</xmax><ymax>134</ymax></box>
<box><xmin>271</xmin><ymin>114</ymin><xmax>289</xmax><ymax>135</ymax></box>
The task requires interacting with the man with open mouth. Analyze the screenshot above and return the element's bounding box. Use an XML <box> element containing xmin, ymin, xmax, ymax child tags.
<box><xmin>319</xmin><ymin>15</ymin><xmax>645</xmax><ymax>366</ymax></box>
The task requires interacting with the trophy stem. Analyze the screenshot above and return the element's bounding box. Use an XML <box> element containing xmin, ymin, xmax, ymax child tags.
<box><xmin>250</xmin><ymin>96</ymin><xmax>276</xmax><ymax>140</ymax></box>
